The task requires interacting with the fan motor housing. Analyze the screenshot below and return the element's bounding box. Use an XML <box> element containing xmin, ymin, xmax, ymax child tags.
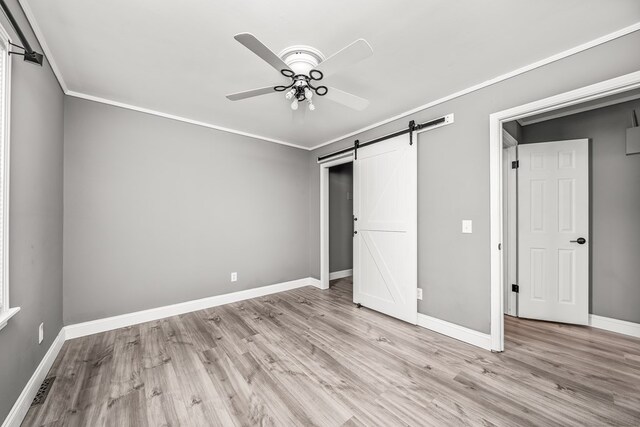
<box><xmin>279</xmin><ymin>45</ymin><xmax>325</xmax><ymax>76</ymax></box>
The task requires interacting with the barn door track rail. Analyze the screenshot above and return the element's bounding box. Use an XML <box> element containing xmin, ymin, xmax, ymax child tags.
<box><xmin>317</xmin><ymin>113</ymin><xmax>454</xmax><ymax>163</ymax></box>
<box><xmin>0</xmin><ymin>0</ymin><xmax>44</xmax><ymax>65</ymax></box>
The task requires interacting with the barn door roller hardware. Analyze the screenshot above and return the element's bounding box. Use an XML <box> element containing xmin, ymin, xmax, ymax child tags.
<box><xmin>0</xmin><ymin>0</ymin><xmax>43</xmax><ymax>65</ymax></box>
<box><xmin>317</xmin><ymin>113</ymin><xmax>454</xmax><ymax>163</ymax></box>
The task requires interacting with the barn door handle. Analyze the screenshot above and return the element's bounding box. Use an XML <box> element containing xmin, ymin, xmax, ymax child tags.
<box><xmin>570</xmin><ymin>237</ymin><xmax>586</xmax><ymax>244</ymax></box>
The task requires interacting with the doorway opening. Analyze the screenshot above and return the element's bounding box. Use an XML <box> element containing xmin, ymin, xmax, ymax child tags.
<box><xmin>491</xmin><ymin>72</ymin><xmax>640</xmax><ymax>351</ymax></box>
<box><xmin>328</xmin><ymin>162</ymin><xmax>354</xmax><ymax>288</ymax></box>
<box><xmin>320</xmin><ymin>154</ymin><xmax>354</xmax><ymax>290</ymax></box>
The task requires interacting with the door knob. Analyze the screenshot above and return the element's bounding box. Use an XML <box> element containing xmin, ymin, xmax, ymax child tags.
<box><xmin>570</xmin><ymin>237</ymin><xmax>586</xmax><ymax>244</ymax></box>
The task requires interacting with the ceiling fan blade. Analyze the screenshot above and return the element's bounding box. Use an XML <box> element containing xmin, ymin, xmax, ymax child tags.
<box><xmin>234</xmin><ymin>33</ymin><xmax>292</xmax><ymax>74</ymax></box>
<box><xmin>324</xmin><ymin>87</ymin><xmax>370</xmax><ymax>111</ymax></box>
<box><xmin>226</xmin><ymin>86</ymin><xmax>277</xmax><ymax>101</ymax></box>
<box><xmin>314</xmin><ymin>39</ymin><xmax>373</xmax><ymax>78</ymax></box>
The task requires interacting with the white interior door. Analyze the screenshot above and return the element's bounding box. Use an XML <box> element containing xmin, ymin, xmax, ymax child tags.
<box><xmin>518</xmin><ymin>139</ymin><xmax>589</xmax><ymax>325</ymax></box>
<box><xmin>353</xmin><ymin>133</ymin><xmax>417</xmax><ymax>324</ymax></box>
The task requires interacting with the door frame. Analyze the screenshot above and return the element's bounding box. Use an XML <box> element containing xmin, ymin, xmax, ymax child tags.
<box><xmin>489</xmin><ymin>70</ymin><xmax>640</xmax><ymax>351</ymax></box>
<box><xmin>502</xmin><ymin>133</ymin><xmax>517</xmax><ymax>317</ymax></box>
<box><xmin>319</xmin><ymin>153</ymin><xmax>354</xmax><ymax>290</ymax></box>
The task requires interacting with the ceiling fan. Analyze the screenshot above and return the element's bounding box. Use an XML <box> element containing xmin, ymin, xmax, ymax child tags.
<box><xmin>226</xmin><ymin>33</ymin><xmax>373</xmax><ymax>112</ymax></box>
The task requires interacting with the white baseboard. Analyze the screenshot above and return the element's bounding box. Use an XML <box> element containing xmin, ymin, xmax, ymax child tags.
<box><xmin>3</xmin><ymin>277</ymin><xmax>322</xmax><ymax>426</ymax></box>
<box><xmin>64</xmin><ymin>277</ymin><xmax>318</xmax><ymax>340</ymax></box>
<box><xmin>307</xmin><ymin>277</ymin><xmax>322</xmax><ymax>289</ymax></box>
<box><xmin>417</xmin><ymin>314</ymin><xmax>492</xmax><ymax>351</ymax></box>
<box><xmin>329</xmin><ymin>269</ymin><xmax>353</xmax><ymax>280</ymax></box>
<box><xmin>2</xmin><ymin>328</ymin><xmax>66</xmax><ymax>427</ymax></box>
<box><xmin>589</xmin><ymin>314</ymin><xmax>640</xmax><ymax>339</ymax></box>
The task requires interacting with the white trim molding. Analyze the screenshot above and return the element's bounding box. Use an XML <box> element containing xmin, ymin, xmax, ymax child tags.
<box><xmin>502</xmin><ymin>129</ymin><xmax>518</xmax><ymax>148</ymax></box>
<box><xmin>309</xmin><ymin>22</ymin><xmax>640</xmax><ymax>151</ymax></box>
<box><xmin>589</xmin><ymin>315</ymin><xmax>640</xmax><ymax>339</ymax></box>
<box><xmin>417</xmin><ymin>314</ymin><xmax>492</xmax><ymax>351</ymax></box>
<box><xmin>0</xmin><ymin>19</ymin><xmax>12</xmax><ymax>328</ymax></box>
<box><xmin>329</xmin><ymin>269</ymin><xmax>353</xmax><ymax>280</ymax></box>
<box><xmin>518</xmin><ymin>91</ymin><xmax>640</xmax><ymax>126</ymax></box>
<box><xmin>2</xmin><ymin>329</ymin><xmax>66</xmax><ymax>427</ymax></box>
<box><xmin>307</xmin><ymin>277</ymin><xmax>322</xmax><ymax>289</ymax></box>
<box><xmin>488</xmin><ymin>70</ymin><xmax>640</xmax><ymax>352</ymax></box>
<box><xmin>0</xmin><ymin>306</ymin><xmax>19</xmax><ymax>331</ymax></box>
<box><xmin>65</xmin><ymin>91</ymin><xmax>308</xmax><ymax>151</ymax></box>
<box><xmin>3</xmin><ymin>277</ymin><xmax>323</xmax><ymax>426</ymax></box>
<box><xmin>13</xmin><ymin>2</ymin><xmax>640</xmax><ymax>151</ymax></box>
<box><xmin>21</xmin><ymin>0</ymin><xmax>303</xmax><ymax>150</ymax></box>
<box><xmin>64</xmin><ymin>277</ymin><xmax>320</xmax><ymax>340</ymax></box>
<box><xmin>17</xmin><ymin>0</ymin><xmax>68</xmax><ymax>92</ymax></box>
<box><xmin>319</xmin><ymin>154</ymin><xmax>354</xmax><ymax>290</ymax></box>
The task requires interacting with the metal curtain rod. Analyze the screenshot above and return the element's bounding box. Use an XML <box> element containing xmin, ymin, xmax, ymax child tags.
<box><xmin>0</xmin><ymin>0</ymin><xmax>43</xmax><ymax>65</ymax></box>
<box><xmin>317</xmin><ymin>115</ymin><xmax>448</xmax><ymax>162</ymax></box>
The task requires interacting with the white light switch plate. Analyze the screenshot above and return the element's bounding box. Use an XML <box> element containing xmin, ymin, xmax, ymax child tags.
<box><xmin>231</xmin><ymin>272</ymin><xmax>237</xmax><ymax>282</ymax></box>
<box><xmin>417</xmin><ymin>288</ymin><xmax>423</xmax><ymax>300</ymax></box>
<box><xmin>462</xmin><ymin>220</ymin><xmax>473</xmax><ymax>234</ymax></box>
<box><xmin>38</xmin><ymin>322</ymin><xmax>44</xmax><ymax>344</ymax></box>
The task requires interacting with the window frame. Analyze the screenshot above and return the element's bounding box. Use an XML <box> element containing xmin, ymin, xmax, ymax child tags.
<box><xmin>0</xmin><ymin>20</ymin><xmax>17</xmax><ymax>331</ymax></box>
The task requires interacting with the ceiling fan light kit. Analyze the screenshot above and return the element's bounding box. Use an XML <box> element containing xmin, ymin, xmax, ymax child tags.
<box><xmin>226</xmin><ymin>33</ymin><xmax>373</xmax><ymax>113</ymax></box>
<box><xmin>273</xmin><ymin>46</ymin><xmax>326</xmax><ymax>111</ymax></box>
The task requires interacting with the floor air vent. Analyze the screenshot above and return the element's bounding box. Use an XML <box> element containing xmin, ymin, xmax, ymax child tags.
<box><xmin>31</xmin><ymin>377</ymin><xmax>55</xmax><ymax>407</ymax></box>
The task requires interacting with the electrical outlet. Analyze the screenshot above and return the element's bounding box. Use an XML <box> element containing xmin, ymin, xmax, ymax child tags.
<box><xmin>38</xmin><ymin>322</ymin><xmax>44</xmax><ymax>344</ymax></box>
<box><xmin>462</xmin><ymin>220</ymin><xmax>473</xmax><ymax>234</ymax></box>
<box><xmin>417</xmin><ymin>288</ymin><xmax>423</xmax><ymax>300</ymax></box>
<box><xmin>231</xmin><ymin>272</ymin><xmax>238</xmax><ymax>282</ymax></box>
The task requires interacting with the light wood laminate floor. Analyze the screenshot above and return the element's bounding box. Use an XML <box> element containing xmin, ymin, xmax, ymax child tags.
<box><xmin>23</xmin><ymin>278</ymin><xmax>640</xmax><ymax>426</ymax></box>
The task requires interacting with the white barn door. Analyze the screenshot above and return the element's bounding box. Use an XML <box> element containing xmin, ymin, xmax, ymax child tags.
<box><xmin>518</xmin><ymin>139</ymin><xmax>589</xmax><ymax>325</ymax></box>
<box><xmin>353</xmin><ymin>134</ymin><xmax>417</xmax><ymax>324</ymax></box>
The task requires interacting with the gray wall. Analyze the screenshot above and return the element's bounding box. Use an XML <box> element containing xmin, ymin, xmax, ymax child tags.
<box><xmin>503</xmin><ymin>120</ymin><xmax>523</xmax><ymax>141</ymax></box>
<box><xmin>521</xmin><ymin>99</ymin><xmax>640</xmax><ymax>324</ymax></box>
<box><xmin>63</xmin><ymin>97</ymin><xmax>310</xmax><ymax>325</ymax></box>
<box><xmin>0</xmin><ymin>0</ymin><xmax>64</xmax><ymax>420</ymax></box>
<box><xmin>329</xmin><ymin>163</ymin><xmax>353</xmax><ymax>272</ymax></box>
<box><xmin>309</xmin><ymin>31</ymin><xmax>640</xmax><ymax>334</ymax></box>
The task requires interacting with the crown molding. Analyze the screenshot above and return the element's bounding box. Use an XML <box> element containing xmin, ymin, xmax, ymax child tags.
<box><xmin>308</xmin><ymin>21</ymin><xmax>640</xmax><ymax>151</ymax></box>
<box><xmin>20</xmin><ymin>0</ymin><xmax>308</xmax><ymax>150</ymax></box>
<box><xmin>18</xmin><ymin>0</ymin><xmax>68</xmax><ymax>92</ymax></box>
<box><xmin>16</xmin><ymin>0</ymin><xmax>640</xmax><ymax>152</ymax></box>
<box><xmin>65</xmin><ymin>91</ymin><xmax>309</xmax><ymax>150</ymax></box>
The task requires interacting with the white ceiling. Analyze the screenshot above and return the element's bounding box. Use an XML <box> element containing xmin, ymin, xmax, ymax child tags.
<box><xmin>21</xmin><ymin>0</ymin><xmax>640</xmax><ymax>148</ymax></box>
